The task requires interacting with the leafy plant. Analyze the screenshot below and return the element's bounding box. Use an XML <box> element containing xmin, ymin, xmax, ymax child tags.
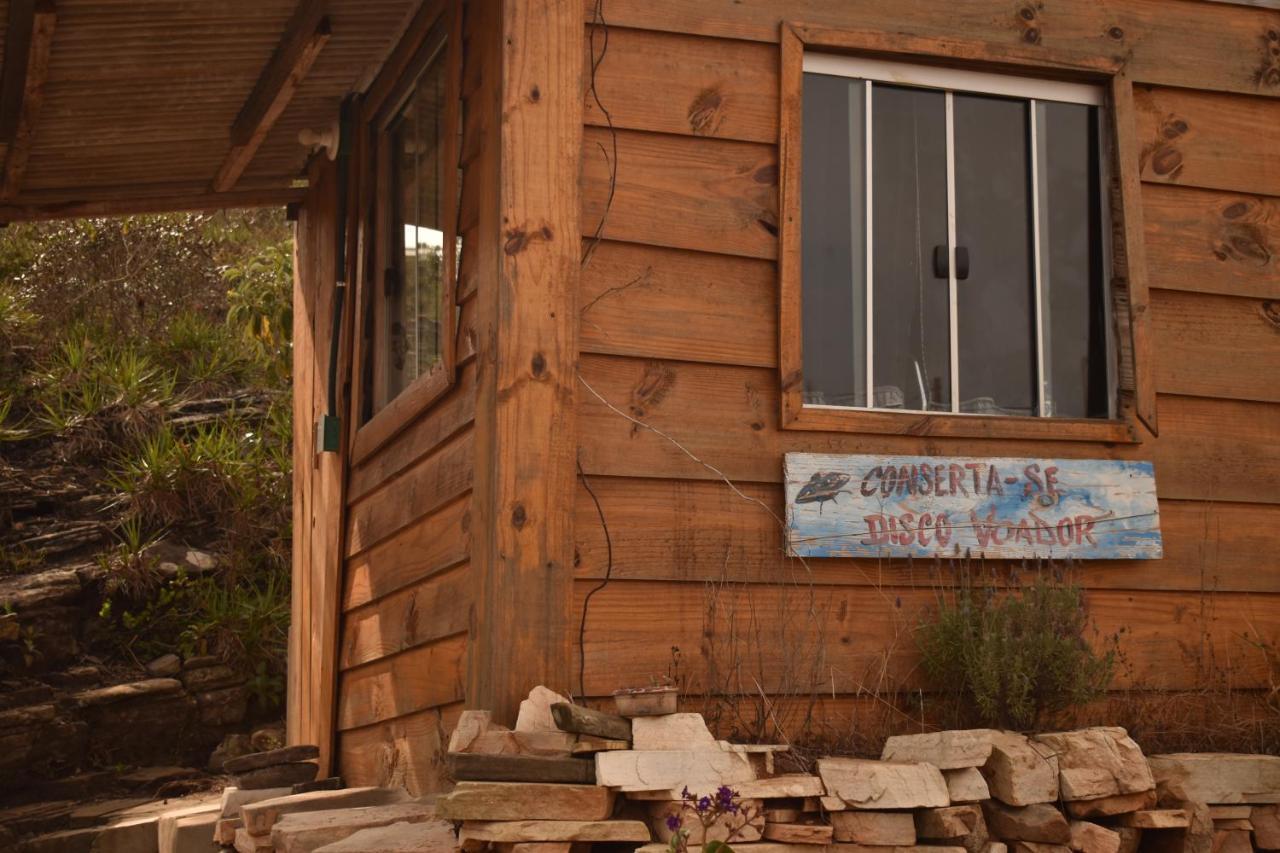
<box><xmin>96</xmin><ymin>516</ymin><xmax>165</xmax><ymax>597</ymax></box>
<box><xmin>917</xmin><ymin>567</ymin><xmax>1117</xmax><ymax>730</ymax></box>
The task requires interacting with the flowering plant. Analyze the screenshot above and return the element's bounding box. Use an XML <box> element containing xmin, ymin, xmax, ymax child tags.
<box><xmin>664</xmin><ymin>785</ymin><xmax>759</xmax><ymax>853</ymax></box>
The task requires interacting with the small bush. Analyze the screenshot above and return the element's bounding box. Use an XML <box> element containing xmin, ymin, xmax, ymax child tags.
<box><xmin>917</xmin><ymin>567</ymin><xmax>1117</xmax><ymax>731</ymax></box>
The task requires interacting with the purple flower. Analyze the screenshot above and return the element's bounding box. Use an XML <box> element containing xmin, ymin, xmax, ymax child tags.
<box><xmin>665</xmin><ymin>813</ymin><xmax>683</xmax><ymax>832</ymax></box>
<box><xmin>715</xmin><ymin>786</ymin><xmax>738</xmax><ymax>813</ymax></box>
<box><xmin>696</xmin><ymin>796</ymin><xmax>712</xmax><ymax>813</ymax></box>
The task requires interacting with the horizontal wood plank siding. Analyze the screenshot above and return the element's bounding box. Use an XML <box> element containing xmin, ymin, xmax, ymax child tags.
<box><xmin>572</xmin><ymin>9</ymin><xmax>1280</xmax><ymax>722</ymax></box>
<box><xmin>337</xmin><ymin>702</ymin><xmax>464</xmax><ymax>796</ymax></box>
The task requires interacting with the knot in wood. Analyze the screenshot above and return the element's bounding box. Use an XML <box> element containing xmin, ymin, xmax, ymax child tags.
<box><xmin>1108</xmin><ymin>26</ymin><xmax>1124</xmax><ymax>41</ymax></box>
<box><xmin>511</xmin><ymin>503</ymin><xmax>527</xmax><ymax>529</ymax></box>
<box><xmin>531</xmin><ymin>352</ymin><xmax>547</xmax><ymax>377</ymax></box>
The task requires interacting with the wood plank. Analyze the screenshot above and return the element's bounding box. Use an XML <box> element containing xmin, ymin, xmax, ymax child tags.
<box><xmin>343</xmin><ymin>495</ymin><xmax>471</xmax><ymax>611</ymax></box>
<box><xmin>338</xmin><ymin>703</ymin><xmax>463</xmax><ymax>796</ymax></box>
<box><xmin>345</xmin><ymin>427</ymin><xmax>474</xmax><ymax>558</ymax></box>
<box><xmin>0</xmin><ymin>0</ymin><xmax>55</xmax><ymax>199</ymax></box>
<box><xmin>0</xmin><ymin>0</ymin><xmax>40</xmax><ymax>143</ymax></box>
<box><xmin>575</xmin><ymin>353</ymin><xmax>1280</xmax><ymax>505</ymax></box>
<box><xmin>1144</xmin><ymin>184</ymin><xmax>1280</xmax><ymax>300</ymax></box>
<box><xmin>341</xmin><ymin>563</ymin><xmax>472</xmax><ymax>669</ymax></box>
<box><xmin>212</xmin><ymin>8</ymin><xmax>330</xmax><ymax>192</ymax></box>
<box><xmin>1136</xmin><ymin>85</ymin><xmax>1280</xmax><ymax>198</ymax></box>
<box><xmin>337</xmin><ymin>633</ymin><xmax>467</xmax><ymax>731</ymax></box>
<box><xmin>347</xmin><ymin>361</ymin><xmax>477</xmax><ymax>502</ymax></box>
<box><xmin>573</xmin><ymin>580</ymin><xmax>1280</xmax><ymax>695</ymax></box>
<box><xmin>583</xmin><ymin>0</ymin><xmax>1280</xmax><ymax>100</ymax></box>
<box><xmin>1152</xmin><ymin>288</ymin><xmax>1280</xmax><ymax>402</ymax></box>
<box><xmin>574</xmin><ymin>476</ymin><xmax>1280</xmax><ymax>594</ymax></box>
<box><xmin>1113</xmin><ymin>71</ymin><xmax>1158</xmax><ymax>435</ymax></box>
<box><xmin>468</xmin><ymin>0</ymin><xmax>582</xmax><ymax>723</ymax></box>
<box><xmin>449</xmin><ymin>753</ymin><xmax>597</xmax><ymax>784</ymax></box>
<box><xmin>583</xmin><ymin>26</ymin><xmax>777</xmax><ymax>143</ymax></box>
<box><xmin>579</xmin><ymin>240</ymin><xmax>776</xmax><ymax>367</ymax></box>
<box><xmin>0</xmin><ymin>184</ymin><xmax>305</xmax><ymax>222</ymax></box>
<box><xmin>550</xmin><ymin>702</ymin><xmax>633</xmax><ymax>740</ymax></box>
<box><xmin>581</xmin><ymin>127</ymin><xmax>778</xmax><ymax>260</ymax></box>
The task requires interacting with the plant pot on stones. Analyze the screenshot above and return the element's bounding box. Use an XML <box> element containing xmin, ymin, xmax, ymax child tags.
<box><xmin>613</xmin><ymin>685</ymin><xmax>678</xmax><ymax>717</ymax></box>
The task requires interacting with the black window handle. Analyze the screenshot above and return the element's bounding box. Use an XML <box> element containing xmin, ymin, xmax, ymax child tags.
<box><xmin>932</xmin><ymin>245</ymin><xmax>971</xmax><ymax>281</ymax></box>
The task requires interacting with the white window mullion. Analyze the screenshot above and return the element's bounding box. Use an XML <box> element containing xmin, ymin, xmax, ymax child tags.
<box><xmin>864</xmin><ymin>79</ymin><xmax>874</xmax><ymax>410</ymax></box>
<box><xmin>1030</xmin><ymin>99</ymin><xmax>1048</xmax><ymax>417</ymax></box>
<box><xmin>945</xmin><ymin>91</ymin><xmax>960</xmax><ymax>414</ymax></box>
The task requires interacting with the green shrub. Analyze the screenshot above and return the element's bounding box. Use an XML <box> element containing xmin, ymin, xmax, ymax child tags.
<box><xmin>917</xmin><ymin>567</ymin><xmax>1117</xmax><ymax>730</ymax></box>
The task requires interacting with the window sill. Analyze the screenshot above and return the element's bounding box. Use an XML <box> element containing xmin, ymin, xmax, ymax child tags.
<box><xmin>350</xmin><ymin>363</ymin><xmax>455</xmax><ymax>465</ymax></box>
<box><xmin>782</xmin><ymin>403</ymin><xmax>1140</xmax><ymax>444</ymax></box>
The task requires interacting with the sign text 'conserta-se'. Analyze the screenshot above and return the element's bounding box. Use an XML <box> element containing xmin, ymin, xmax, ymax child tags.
<box><xmin>784</xmin><ymin>453</ymin><xmax>1161</xmax><ymax>560</ymax></box>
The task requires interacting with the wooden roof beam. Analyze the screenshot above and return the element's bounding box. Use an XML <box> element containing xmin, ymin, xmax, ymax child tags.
<box><xmin>212</xmin><ymin>1</ymin><xmax>331</xmax><ymax>193</ymax></box>
<box><xmin>0</xmin><ymin>0</ymin><xmax>57</xmax><ymax>200</ymax></box>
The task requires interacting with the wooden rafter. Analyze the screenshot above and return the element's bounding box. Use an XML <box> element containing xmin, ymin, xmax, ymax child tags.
<box><xmin>0</xmin><ymin>0</ymin><xmax>56</xmax><ymax>200</ymax></box>
<box><xmin>212</xmin><ymin>1</ymin><xmax>331</xmax><ymax>193</ymax></box>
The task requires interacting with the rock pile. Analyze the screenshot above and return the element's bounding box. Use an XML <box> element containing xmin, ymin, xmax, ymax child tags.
<box><xmin>445</xmin><ymin>687</ymin><xmax>1280</xmax><ymax>853</ymax></box>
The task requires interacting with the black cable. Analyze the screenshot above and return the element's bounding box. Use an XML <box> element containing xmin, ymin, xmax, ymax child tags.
<box><xmin>576</xmin><ymin>455</ymin><xmax>614</xmax><ymax>701</ymax></box>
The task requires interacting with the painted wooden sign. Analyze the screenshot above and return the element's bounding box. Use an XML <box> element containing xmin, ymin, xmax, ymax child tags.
<box><xmin>785</xmin><ymin>453</ymin><xmax>1162</xmax><ymax>560</ymax></box>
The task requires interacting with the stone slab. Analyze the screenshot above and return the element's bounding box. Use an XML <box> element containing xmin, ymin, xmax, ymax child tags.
<box><xmin>313</xmin><ymin>820</ymin><xmax>460</xmax><ymax>852</ymax></box>
<box><xmin>515</xmin><ymin>686</ymin><xmax>571</xmax><ymax>733</ymax></box>
<box><xmin>235</xmin><ymin>827</ymin><xmax>276</xmax><ymax>852</ymax></box>
<box><xmin>830</xmin><ymin>811</ymin><xmax>917</xmax><ymax>845</ymax></box>
<box><xmin>220</xmin><ymin>786</ymin><xmax>294</xmax><ymax>818</ymax></box>
<box><xmin>458</xmin><ymin>819</ymin><xmax>651</xmax><ymax>843</ymax></box>
<box><xmin>236</xmin><ymin>761</ymin><xmax>318</xmax><ymax>790</ymax></box>
<box><xmin>881</xmin><ymin>730</ymin><xmax>1000</xmax><ymax>769</ymax></box>
<box><xmin>636</xmin><ymin>846</ymin><xmax>962</xmax><ymax>853</ymax></box>
<box><xmin>818</xmin><ymin>758</ymin><xmax>949</xmax><ymax>810</ymax></box>
<box><xmin>762</xmin><ymin>823</ymin><xmax>835</xmax><ymax>845</ymax></box>
<box><xmin>626</xmin><ymin>774</ymin><xmax>824</xmax><ymax>801</ymax></box>
<box><xmin>1063</xmin><ymin>789</ymin><xmax>1156</xmax><ymax>819</ymax></box>
<box><xmin>158</xmin><ymin>808</ymin><xmax>219</xmax><ymax>853</ymax></box>
<box><xmin>631</xmin><ymin>713</ymin><xmax>719</xmax><ymax>751</ymax></box>
<box><xmin>242</xmin><ymin>786</ymin><xmax>410</xmax><ymax>836</ymax></box>
<box><xmin>1254</xmin><ymin>805</ymin><xmax>1280</xmax><ymax>849</ymax></box>
<box><xmin>915</xmin><ymin>806</ymin><xmax>985</xmax><ymax>840</ymax></box>
<box><xmin>944</xmin><ymin>768</ymin><xmax>990</xmax><ymax>804</ymax></box>
<box><xmin>981</xmin><ymin>801</ymin><xmax>1070</xmax><ymax>844</ymax></box>
<box><xmin>224</xmin><ymin>744</ymin><xmax>321</xmax><ymax>774</ymax></box>
<box><xmin>435</xmin><ymin>782</ymin><xmax>615</xmax><ymax>821</ymax></box>
<box><xmin>1067</xmin><ymin>821</ymin><xmax>1120</xmax><ymax>853</ymax></box>
<box><xmin>271</xmin><ymin>805</ymin><xmax>441</xmax><ymax>853</ymax></box>
<box><xmin>1114</xmin><ymin>809</ymin><xmax>1190</xmax><ymax>829</ymax></box>
<box><xmin>595</xmin><ymin>749</ymin><xmax>755</xmax><ymax>792</ymax></box>
<box><xmin>1213</xmin><ymin>830</ymin><xmax>1253</xmax><ymax>853</ymax></box>
<box><xmin>1148</xmin><ymin>754</ymin><xmax>1280</xmax><ymax>804</ymax></box>
<box><xmin>1032</xmin><ymin>728</ymin><xmax>1153</xmax><ymax>802</ymax></box>
<box><xmin>983</xmin><ymin>734</ymin><xmax>1060</xmax><ymax>806</ymax></box>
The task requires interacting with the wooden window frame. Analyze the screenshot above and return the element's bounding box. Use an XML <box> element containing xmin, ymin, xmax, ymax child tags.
<box><xmin>778</xmin><ymin>22</ymin><xmax>1157</xmax><ymax>444</ymax></box>
<box><xmin>349</xmin><ymin>0</ymin><xmax>463</xmax><ymax>465</ymax></box>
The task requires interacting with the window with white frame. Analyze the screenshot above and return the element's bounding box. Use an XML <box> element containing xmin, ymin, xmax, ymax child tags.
<box><xmin>800</xmin><ymin>55</ymin><xmax>1114</xmax><ymax>420</ymax></box>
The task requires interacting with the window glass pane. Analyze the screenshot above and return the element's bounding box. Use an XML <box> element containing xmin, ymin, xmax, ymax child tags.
<box><xmin>953</xmin><ymin>93</ymin><xmax>1037</xmax><ymax>416</ymax></box>
<box><xmin>871</xmin><ymin>83</ymin><xmax>950</xmax><ymax>412</ymax></box>
<box><xmin>1037</xmin><ymin>101</ymin><xmax>1109</xmax><ymax>419</ymax></box>
<box><xmin>800</xmin><ymin>73</ymin><xmax>865</xmax><ymax>408</ymax></box>
<box><xmin>387</xmin><ymin>47</ymin><xmax>447</xmax><ymax>402</ymax></box>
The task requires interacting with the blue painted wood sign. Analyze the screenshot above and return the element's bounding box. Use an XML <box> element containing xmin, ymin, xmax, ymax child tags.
<box><xmin>784</xmin><ymin>453</ymin><xmax>1162</xmax><ymax>560</ymax></box>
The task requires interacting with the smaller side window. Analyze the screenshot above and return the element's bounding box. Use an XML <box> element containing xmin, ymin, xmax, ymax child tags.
<box><xmin>361</xmin><ymin>11</ymin><xmax>461</xmax><ymax>426</ymax></box>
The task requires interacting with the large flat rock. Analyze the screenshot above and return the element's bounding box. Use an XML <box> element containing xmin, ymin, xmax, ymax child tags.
<box><xmin>1032</xmin><ymin>728</ymin><xmax>1153</xmax><ymax>802</ymax></box>
<box><xmin>817</xmin><ymin>758</ymin><xmax>949</xmax><ymax>810</ymax></box>
<box><xmin>242</xmin><ymin>786</ymin><xmax>410</xmax><ymax>836</ymax></box>
<box><xmin>313</xmin><ymin>820</ymin><xmax>459</xmax><ymax>852</ymax></box>
<box><xmin>435</xmin><ymin>782</ymin><xmax>614</xmax><ymax>821</ymax></box>
<box><xmin>631</xmin><ymin>714</ymin><xmax>719</xmax><ymax>751</ymax></box>
<box><xmin>625</xmin><ymin>774</ymin><xmax>823</xmax><ymax>801</ymax></box>
<box><xmin>983</xmin><ymin>733</ymin><xmax>1059</xmax><ymax>806</ymax></box>
<box><xmin>982</xmin><ymin>801</ymin><xmax>1070</xmax><ymax>844</ymax></box>
<box><xmin>1148</xmin><ymin>754</ymin><xmax>1280</xmax><ymax>804</ymax></box>
<box><xmin>595</xmin><ymin>749</ymin><xmax>755</xmax><ymax>792</ymax></box>
<box><xmin>271</xmin><ymin>804</ymin><xmax>441</xmax><ymax>853</ymax></box>
<box><xmin>881</xmin><ymin>729</ymin><xmax>1001</xmax><ymax>769</ymax></box>
<box><xmin>458</xmin><ymin>820</ymin><xmax>651</xmax><ymax>843</ymax></box>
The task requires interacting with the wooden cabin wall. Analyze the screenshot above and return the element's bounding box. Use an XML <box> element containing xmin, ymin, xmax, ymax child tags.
<box><xmin>289</xmin><ymin>158</ymin><xmax>346</xmax><ymax>775</ymax></box>
<box><xmin>573</xmin><ymin>1</ymin><xmax>1280</xmax><ymax>740</ymax></box>
<box><xmin>332</xmin><ymin>0</ymin><xmax>498</xmax><ymax>795</ymax></box>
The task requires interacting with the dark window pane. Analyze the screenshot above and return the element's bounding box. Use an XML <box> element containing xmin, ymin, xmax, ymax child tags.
<box><xmin>800</xmin><ymin>73</ymin><xmax>865</xmax><ymax>408</ymax></box>
<box><xmin>1037</xmin><ymin>101</ymin><xmax>1109</xmax><ymax>418</ymax></box>
<box><xmin>871</xmin><ymin>83</ymin><xmax>950</xmax><ymax>412</ymax></box>
<box><xmin>954</xmin><ymin>93</ymin><xmax>1037</xmax><ymax>416</ymax></box>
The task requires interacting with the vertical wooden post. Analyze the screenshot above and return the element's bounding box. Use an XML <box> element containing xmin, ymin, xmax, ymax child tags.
<box><xmin>468</xmin><ymin>0</ymin><xmax>583</xmax><ymax>723</ymax></box>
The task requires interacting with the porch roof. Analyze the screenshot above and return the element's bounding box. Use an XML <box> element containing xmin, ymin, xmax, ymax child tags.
<box><xmin>0</xmin><ymin>0</ymin><xmax>419</xmax><ymax>221</ymax></box>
